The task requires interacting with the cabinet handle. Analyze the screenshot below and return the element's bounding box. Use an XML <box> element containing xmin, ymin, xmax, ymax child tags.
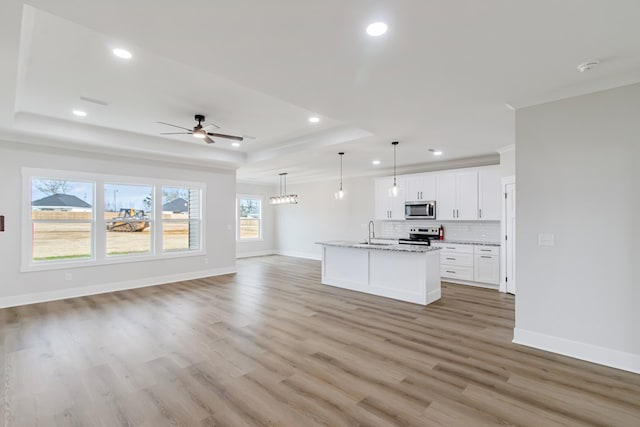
<box><xmin>457</xmin><ymin>209</ymin><xmax>459</xmax><ymax>218</ymax></box>
<box><xmin>445</xmin><ymin>257</ymin><xmax>456</xmax><ymax>260</ymax></box>
<box><xmin>446</xmin><ymin>270</ymin><xmax>456</xmax><ymax>274</ymax></box>
<box><xmin>480</xmin><ymin>249</ymin><xmax>491</xmax><ymax>252</ymax></box>
<box><xmin>479</xmin><ymin>208</ymin><xmax>482</xmax><ymax>218</ymax></box>
<box><xmin>445</xmin><ymin>247</ymin><xmax>455</xmax><ymax>249</ymax></box>
<box><xmin>481</xmin><ymin>256</ymin><xmax>491</xmax><ymax>259</ymax></box>
<box><xmin>452</xmin><ymin>209</ymin><xmax>455</xmax><ymax>218</ymax></box>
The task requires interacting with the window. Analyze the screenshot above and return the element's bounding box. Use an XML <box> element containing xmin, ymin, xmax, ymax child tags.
<box><xmin>162</xmin><ymin>187</ymin><xmax>202</xmax><ymax>252</ymax></box>
<box><xmin>22</xmin><ymin>168</ymin><xmax>205</xmax><ymax>271</ymax></box>
<box><xmin>104</xmin><ymin>183</ymin><xmax>153</xmax><ymax>256</ymax></box>
<box><xmin>238</xmin><ymin>196</ymin><xmax>262</xmax><ymax>240</ymax></box>
<box><xmin>30</xmin><ymin>178</ymin><xmax>94</xmax><ymax>262</ymax></box>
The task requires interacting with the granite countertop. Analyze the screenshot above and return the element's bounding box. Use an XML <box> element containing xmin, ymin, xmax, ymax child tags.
<box><xmin>317</xmin><ymin>241</ymin><xmax>441</xmax><ymax>253</ymax></box>
<box><xmin>431</xmin><ymin>239</ymin><xmax>501</xmax><ymax>247</ymax></box>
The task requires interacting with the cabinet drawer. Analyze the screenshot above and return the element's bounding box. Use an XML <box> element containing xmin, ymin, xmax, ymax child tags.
<box><xmin>441</xmin><ymin>265</ymin><xmax>474</xmax><ymax>281</ymax></box>
<box><xmin>432</xmin><ymin>243</ymin><xmax>474</xmax><ymax>254</ymax></box>
<box><xmin>440</xmin><ymin>252</ymin><xmax>473</xmax><ymax>267</ymax></box>
<box><xmin>474</xmin><ymin>245</ymin><xmax>500</xmax><ymax>256</ymax></box>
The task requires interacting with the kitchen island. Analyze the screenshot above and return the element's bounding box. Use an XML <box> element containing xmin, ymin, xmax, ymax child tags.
<box><xmin>317</xmin><ymin>241</ymin><xmax>442</xmax><ymax>305</ymax></box>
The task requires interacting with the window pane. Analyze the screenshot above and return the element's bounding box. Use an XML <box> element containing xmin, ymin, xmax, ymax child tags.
<box><xmin>239</xmin><ymin>198</ymin><xmax>261</xmax><ymax>239</ymax></box>
<box><xmin>162</xmin><ymin>187</ymin><xmax>201</xmax><ymax>252</ymax></box>
<box><xmin>32</xmin><ymin>222</ymin><xmax>92</xmax><ymax>261</ymax></box>
<box><xmin>32</xmin><ymin>179</ymin><xmax>93</xmax><ymax>219</ymax></box>
<box><xmin>105</xmin><ymin>184</ymin><xmax>152</xmax><ymax>256</ymax></box>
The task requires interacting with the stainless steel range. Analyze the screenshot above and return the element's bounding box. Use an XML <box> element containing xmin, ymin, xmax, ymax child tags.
<box><xmin>398</xmin><ymin>227</ymin><xmax>440</xmax><ymax>246</ymax></box>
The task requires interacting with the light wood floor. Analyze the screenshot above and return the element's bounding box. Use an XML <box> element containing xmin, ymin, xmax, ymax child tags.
<box><xmin>1</xmin><ymin>256</ymin><xmax>639</xmax><ymax>426</ymax></box>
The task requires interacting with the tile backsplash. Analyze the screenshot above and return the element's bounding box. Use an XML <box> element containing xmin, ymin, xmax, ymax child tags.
<box><xmin>378</xmin><ymin>220</ymin><xmax>500</xmax><ymax>243</ymax></box>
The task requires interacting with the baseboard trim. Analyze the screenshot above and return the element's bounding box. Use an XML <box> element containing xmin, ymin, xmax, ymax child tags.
<box><xmin>513</xmin><ymin>328</ymin><xmax>640</xmax><ymax>374</ymax></box>
<box><xmin>0</xmin><ymin>266</ymin><xmax>237</xmax><ymax>309</ymax></box>
<box><xmin>442</xmin><ymin>278</ymin><xmax>499</xmax><ymax>290</ymax></box>
<box><xmin>276</xmin><ymin>250</ymin><xmax>322</xmax><ymax>261</ymax></box>
<box><xmin>236</xmin><ymin>250</ymin><xmax>276</xmax><ymax>259</ymax></box>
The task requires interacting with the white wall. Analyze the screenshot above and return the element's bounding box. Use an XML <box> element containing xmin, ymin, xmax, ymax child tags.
<box><xmin>515</xmin><ymin>82</ymin><xmax>640</xmax><ymax>373</ymax></box>
<box><xmin>275</xmin><ymin>176</ymin><xmax>376</xmax><ymax>259</ymax></box>
<box><xmin>0</xmin><ymin>140</ymin><xmax>237</xmax><ymax>307</ymax></box>
<box><xmin>499</xmin><ymin>145</ymin><xmax>515</xmax><ymax>177</ymax></box>
<box><xmin>236</xmin><ymin>182</ymin><xmax>277</xmax><ymax>257</ymax></box>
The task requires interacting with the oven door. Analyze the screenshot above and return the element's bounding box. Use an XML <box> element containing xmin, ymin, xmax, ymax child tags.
<box><xmin>404</xmin><ymin>201</ymin><xmax>436</xmax><ymax>219</ymax></box>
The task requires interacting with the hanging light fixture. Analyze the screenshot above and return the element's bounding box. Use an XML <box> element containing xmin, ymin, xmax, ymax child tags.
<box><xmin>390</xmin><ymin>141</ymin><xmax>399</xmax><ymax>197</ymax></box>
<box><xmin>335</xmin><ymin>152</ymin><xmax>345</xmax><ymax>200</ymax></box>
<box><xmin>269</xmin><ymin>172</ymin><xmax>299</xmax><ymax>205</ymax></box>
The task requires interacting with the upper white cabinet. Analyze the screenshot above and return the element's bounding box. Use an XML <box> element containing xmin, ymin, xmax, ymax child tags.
<box><xmin>405</xmin><ymin>174</ymin><xmax>436</xmax><ymax>201</ymax></box>
<box><xmin>436</xmin><ymin>171</ymin><xmax>478</xmax><ymax>220</ymax></box>
<box><xmin>478</xmin><ymin>168</ymin><xmax>502</xmax><ymax>220</ymax></box>
<box><xmin>375</xmin><ymin>177</ymin><xmax>406</xmax><ymax>220</ymax></box>
<box><xmin>374</xmin><ymin>166</ymin><xmax>501</xmax><ymax>222</ymax></box>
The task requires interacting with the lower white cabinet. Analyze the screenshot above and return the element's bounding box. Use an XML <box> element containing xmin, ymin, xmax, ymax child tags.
<box><xmin>432</xmin><ymin>242</ymin><xmax>500</xmax><ymax>286</ymax></box>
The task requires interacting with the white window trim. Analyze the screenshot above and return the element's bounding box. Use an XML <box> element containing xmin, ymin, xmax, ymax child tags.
<box><xmin>237</xmin><ymin>194</ymin><xmax>263</xmax><ymax>241</ymax></box>
<box><xmin>22</xmin><ymin>167</ymin><xmax>206</xmax><ymax>272</ymax></box>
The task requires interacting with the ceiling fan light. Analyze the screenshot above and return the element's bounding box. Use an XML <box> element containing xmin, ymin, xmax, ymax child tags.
<box><xmin>193</xmin><ymin>129</ymin><xmax>206</xmax><ymax>139</ymax></box>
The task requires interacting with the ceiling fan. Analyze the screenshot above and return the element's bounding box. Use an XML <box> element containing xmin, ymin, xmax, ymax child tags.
<box><xmin>157</xmin><ymin>114</ymin><xmax>244</xmax><ymax>144</ymax></box>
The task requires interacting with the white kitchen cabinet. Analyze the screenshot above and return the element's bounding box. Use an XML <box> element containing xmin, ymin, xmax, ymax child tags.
<box><xmin>436</xmin><ymin>171</ymin><xmax>478</xmax><ymax>220</ymax></box>
<box><xmin>431</xmin><ymin>242</ymin><xmax>501</xmax><ymax>286</ymax></box>
<box><xmin>405</xmin><ymin>174</ymin><xmax>436</xmax><ymax>202</ymax></box>
<box><xmin>478</xmin><ymin>168</ymin><xmax>502</xmax><ymax>221</ymax></box>
<box><xmin>375</xmin><ymin>177</ymin><xmax>405</xmax><ymax>220</ymax></box>
<box><xmin>474</xmin><ymin>250</ymin><xmax>500</xmax><ymax>285</ymax></box>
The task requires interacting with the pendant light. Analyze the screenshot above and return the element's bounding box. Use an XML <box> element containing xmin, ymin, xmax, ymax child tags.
<box><xmin>269</xmin><ymin>172</ymin><xmax>299</xmax><ymax>205</ymax></box>
<box><xmin>335</xmin><ymin>152</ymin><xmax>345</xmax><ymax>200</ymax></box>
<box><xmin>390</xmin><ymin>141</ymin><xmax>399</xmax><ymax>197</ymax></box>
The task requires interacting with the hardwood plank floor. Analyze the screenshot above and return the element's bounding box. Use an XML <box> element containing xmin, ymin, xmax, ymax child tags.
<box><xmin>1</xmin><ymin>255</ymin><xmax>639</xmax><ymax>426</ymax></box>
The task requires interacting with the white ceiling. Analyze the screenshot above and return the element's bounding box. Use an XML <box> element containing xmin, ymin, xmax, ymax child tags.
<box><xmin>1</xmin><ymin>0</ymin><xmax>639</xmax><ymax>183</ymax></box>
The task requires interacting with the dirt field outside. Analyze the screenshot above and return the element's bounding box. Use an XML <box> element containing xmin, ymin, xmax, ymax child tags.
<box><xmin>32</xmin><ymin>212</ymin><xmax>193</xmax><ymax>260</ymax></box>
<box><xmin>239</xmin><ymin>219</ymin><xmax>260</xmax><ymax>239</ymax></box>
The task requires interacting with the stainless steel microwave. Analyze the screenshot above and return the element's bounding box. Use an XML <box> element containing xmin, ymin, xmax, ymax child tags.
<box><xmin>405</xmin><ymin>201</ymin><xmax>436</xmax><ymax>220</ymax></box>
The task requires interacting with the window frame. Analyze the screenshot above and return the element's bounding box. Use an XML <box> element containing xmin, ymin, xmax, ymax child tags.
<box><xmin>161</xmin><ymin>187</ymin><xmax>203</xmax><ymax>254</ymax></box>
<box><xmin>22</xmin><ymin>167</ymin><xmax>206</xmax><ymax>272</ymax></box>
<box><xmin>237</xmin><ymin>194</ymin><xmax>263</xmax><ymax>241</ymax></box>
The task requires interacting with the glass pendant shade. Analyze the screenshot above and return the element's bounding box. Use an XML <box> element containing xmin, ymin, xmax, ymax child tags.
<box><xmin>390</xmin><ymin>141</ymin><xmax>399</xmax><ymax>197</ymax></box>
<box><xmin>269</xmin><ymin>173</ymin><xmax>298</xmax><ymax>205</ymax></box>
<box><xmin>335</xmin><ymin>152</ymin><xmax>346</xmax><ymax>201</ymax></box>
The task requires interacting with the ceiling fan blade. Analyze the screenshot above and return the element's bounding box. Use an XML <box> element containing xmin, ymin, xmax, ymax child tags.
<box><xmin>160</xmin><ymin>132</ymin><xmax>192</xmax><ymax>135</ymax></box>
<box><xmin>157</xmin><ymin>121</ymin><xmax>193</xmax><ymax>132</ymax></box>
<box><xmin>203</xmin><ymin>135</ymin><xmax>216</xmax><ymax>144</ymax></box>
<box><xmin>206</xmin><ymin>132</ymin><xmax>244</xmax><ymax>141</ymax></box>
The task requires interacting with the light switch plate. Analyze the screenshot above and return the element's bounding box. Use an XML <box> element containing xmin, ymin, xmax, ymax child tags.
<box><xmin>538</xmin><ymin>233</ymin><xmax>555</xmax><ymax>247</ymax></box>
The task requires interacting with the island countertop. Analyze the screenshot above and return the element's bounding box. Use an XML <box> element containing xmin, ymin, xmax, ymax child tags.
<box><xmin>316</xmin><ymin>240</ymin><xmax>442</xmax><ymax>253</ymax></box>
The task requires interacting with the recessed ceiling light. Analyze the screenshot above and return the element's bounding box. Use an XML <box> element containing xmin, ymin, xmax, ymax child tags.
<box><xmin>72</xmin><ymin>110</ymin><xmax>87</xmax><ymax>117</ymax></box>
<box><xmin>232</xmin><ymin>142</ymin><xmax>240</xmax><ymax>147</ymax></box>
<box><xmin>112</xmin><ymin>48</ymin><xmax>132</xmax><ymax>59</ymax></box>
<box><xmin>308</xmin><ymin>117</ymin><xmax>320</xmax><ymax>123</ymax></box>
<box><xmin>366</xmin><ymin>22</ymin><xmax>388</xmax><ymax>37</ymax></box>
<box><xmin>372</xmin><ymin>160</ymin><xmax>381</xmax><ymax>165</ymax></box>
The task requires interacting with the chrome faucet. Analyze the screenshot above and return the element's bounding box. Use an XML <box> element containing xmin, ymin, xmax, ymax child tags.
<box><xmin>368</xmin><ymin>220</ymin><xmax>375</xmax><ymax>244</ymax></box>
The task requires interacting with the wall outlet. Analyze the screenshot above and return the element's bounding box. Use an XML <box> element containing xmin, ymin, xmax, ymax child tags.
<box><xmin>538</xmin><ymin>233</ymin><xmax>555</xmax><ymax>247</ymax></box>
<box><xmin>65</xmin><ymin>273</ymin><xmax>73</xmax><ymax>281</ymax></box>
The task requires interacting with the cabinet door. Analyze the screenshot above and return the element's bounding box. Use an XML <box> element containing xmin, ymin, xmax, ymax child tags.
<box><xmin>390</xmin><ymin>176</ymin><xmax>406</xmax><ymax>220</ymax></box>
<box><xmin>474</xmin><ymin>254</ymin><xmax>500</xmax><ymax>284</ymax></box>
<box><xmin>374</xmin><ymin>178</ymin><xmax>392</xmax><ymax>220</ymax></box>
<box><xmin>478</xmin><ymin>168</ymin><xmax>502</xmax><ymax>220</ymax></box>
<box><xmin>456</xmin><ymin>171</ymin><xmax>478</xmax><ymax>220</ymax></box>
<box><xmin>436</xmin><ymin>173</ymin><xmax>456</xmax><ymax>220</ymax></box>
<box><xmin>421</xmin><ymin>174</ymin><xmax>436</xmax><ymax>201</ymax></box>
<box><xmin>405</xmin><ymin>176</ymin><xmax>423</xmax><ymax>201</ymax></box>
<box><xmin>405</xmin><ymin>174</ymin><xmax>435</xmax><ymax>201</ymax></box>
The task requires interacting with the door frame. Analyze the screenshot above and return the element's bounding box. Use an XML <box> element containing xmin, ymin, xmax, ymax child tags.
<box><xmin>500</xmin><ymin>175</ymin><xmax>515</xmax><ymax>293</ymax></box>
